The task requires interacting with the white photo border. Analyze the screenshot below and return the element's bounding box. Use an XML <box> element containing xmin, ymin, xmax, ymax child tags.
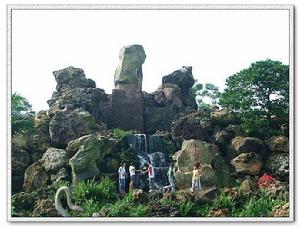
<box><xmin>6</xmin><ymin>4</ymin><xmax>295</xmax><ymax>222</ymax></box>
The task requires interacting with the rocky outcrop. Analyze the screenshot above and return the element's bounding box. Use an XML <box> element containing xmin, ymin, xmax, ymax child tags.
<box><xmin>231</xmin><ymin>152</ymin><xmax>262</xmax><ymax>175</ymax></box>
<box><xmin>173</xmin><ymin>139</ymin><xmax>232</xmax><ymax>189</ymax></box>
<box><xmin>228</xmin><ymin>136</ymin><xmax>269</xmax><ymax>161</ymax></box>
<box><xmin>267</xmin><ymin>135</ymin><xmax>289</xmax><ymax>153</ymax></box>
<box><xmin>109</xmin><ymin>45</ymin><xmax>146</xmax><ymax>132</ymax></box>
<box><xmin>114</xmin><ymin>44</ymin><xmax>146</xmax><ymax>92</ymax></box>
<box><xmin>210</xmin><ymin>108</ymin><xmax>237</xmax><ymax>126</ymax></box>
<box><xmin>39</xmin><ymin>148</ymin><xmax>70</xmax><ymax>184</ymax></box>
<box><xmin>46</xmin><ymin>66</ymin><xmax>109</xmax><ymax>148</ymax></box>
<box><xmin>49</xmin><ymin>109</ymin><xmax>98</xmax><ymax>148</ymax></box>
<box><xmin>11</xmin><ymin>143</ymin><xmax>31</xmax><ymax>193</ymax></box>
<box><xmin>266</xmin><ymin>153</ymin><xmax>289</xmax><ymax>179</ymax></box>
<box><xmin>32</xmin><ymin>199</ymin><xmax>60</xmax><ymax>217</ymax></box>
<box><xmin>171</xmin><ymin>111</ymin><xmax>212</xmax><ymax>142</ymax></box>
<box><xmin>23</xmin><ymin>162</ymin><xmax>50</xmax><ymax>193</ymax></box>
<box><xmin>69</xmin><ymin>135</ymin><xmax>110</xmax><ymax>184</ymax></box>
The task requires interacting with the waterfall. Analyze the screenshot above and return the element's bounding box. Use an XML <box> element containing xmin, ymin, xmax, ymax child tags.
<box><xmin>128</xmin><ymin>134</ymin><xmax>169</xmax><ymax>191</ymax></box>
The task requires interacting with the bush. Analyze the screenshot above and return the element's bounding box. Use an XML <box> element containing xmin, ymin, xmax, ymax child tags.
<box><xmin>73</xmin><ymin>177</ymin><xmax>118</xmax><ymax>206</ymax></box>
<box><xmin>110</xmin><ymin>128</ymin><xmax>135</xmax><ymax>140</ymax></box>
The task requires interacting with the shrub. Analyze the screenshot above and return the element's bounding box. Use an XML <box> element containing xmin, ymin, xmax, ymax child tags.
<box><xmin>110</xmin><ymin>128</ymin><xmax>135</xmax><ymax>140</ymax></box>
<box><xmin>73</xmin><ymin>177</ymin><xmax>118</xmax><ymax>206</ymax></box>
<box><xmin>179</xmin><ymin>202</ymin><xmax>195</xmax><ymax>216</ymax></box>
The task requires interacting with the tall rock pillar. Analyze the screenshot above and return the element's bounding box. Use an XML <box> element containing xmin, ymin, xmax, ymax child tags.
<box><xmin>109</xmin><ymin>45</ymin><xmax>146</xmax><ymax>132</ymax></box>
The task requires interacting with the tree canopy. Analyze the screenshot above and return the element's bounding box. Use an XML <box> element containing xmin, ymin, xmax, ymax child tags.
<box><xmin>191</xmin><ymin>82</ymin><xmax>222</xmax><ymax>109</ymax></box>
<box><xmin>219</xmin><ymin>59</ymin><xmax>289</xmax><ymax>138</ymax></box>
<box><xmin>11</xmin><ymin>92</ymin><xmax>36</xmax><ymax>136</ymax></box>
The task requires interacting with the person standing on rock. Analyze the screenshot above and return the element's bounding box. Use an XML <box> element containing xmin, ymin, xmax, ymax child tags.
<box><xmin>146</xmin><ymin>161</ymin><xmax>155</xmax><ymax>192</ymax></box>
<box><xmin>190</xmin><ymin>162</ymin><xmax>203</xmax><ymax>193</ymax></box>
<box><xmin>129</xmin><ymin>163</ymin><xmax>137</xmax><ymax>190</ymax></box>
<box><xmin>167</xmin><ymin>162</ymin><xmax>176</xmax><ymax>192</ymax></box>
<box><xmin>118</xmin><ymin>162</ymin><xmax>126</xmax><ymax>193</ymax></box>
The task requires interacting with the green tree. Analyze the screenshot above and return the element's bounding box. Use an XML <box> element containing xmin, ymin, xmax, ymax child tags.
<box><xmin>219</xmin><ymin>59</ymin><xmax>289</xmax><ymax>138</ymax></box>
<box><xmin>11</xmin><ymin>92</ymin><xmax>35</xmax><ymax>136</ymax></box>
<box><xmin>191</xmin><ymin>82</ymin><xmax>222</xmax><ymax>109</ymax></box>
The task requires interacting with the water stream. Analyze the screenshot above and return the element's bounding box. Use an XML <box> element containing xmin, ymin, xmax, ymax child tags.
<box><xmin>128</xmin><ymin>134</ymin><xmax>169</xmax><ymax>191</ymax></box>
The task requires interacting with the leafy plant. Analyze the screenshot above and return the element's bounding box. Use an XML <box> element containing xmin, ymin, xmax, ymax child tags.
<box><xmin>179</xmin><ymin>202</ymin><xmax>195</xmax><ymax>216</ymax></box>
<box><xmin>219</xmin><ymin>59</ymin><xmax>289</xmax><ymax>138</ymax></box>
<box><xmin>73</xmin><ymin>177</ymin><xmax>118</xmax><ymax>206</ymax></box>
<box><xmin>110</xmin><ymin>128</ymin><xmax>135</xmax><ymax>140</ymax></box>
<box><xmin>11</xmin><ymin>92</ymin><xmax>36</xmax><ymax>136</ymax></box>
<box><xmin>191</xmin><ymin>82</ymin><xmax>222</xmax><ymax>109</ymax></box>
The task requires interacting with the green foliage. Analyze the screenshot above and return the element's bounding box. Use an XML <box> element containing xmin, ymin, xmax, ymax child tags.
<box><xmin>11</xmin><ymin>92</ymin><xmax>36</xmax><ymax>136</ymax></box>
<box><xmin>73</xmin><ymin>177</ymin><xmax>118</xmax><ymax>206</ymax></box>
<box><xmin>234</xmin><ymin>191</ymin><xmax>286</xmax><ymax>217</ymax></box>
<box><xmin>110</xmin><ymin>128</ymin><xmax>135</xmax><ymax>140</ymax></box>
<box><xmin>179</xmin><ymin>202</ymin><xmax>195</xmax><ymax>216</ymax></box>
<box><xmin>191</xmin><ymin>81</ymin><xmax>222</xmax><ymax>109</ymax></box>
<box><xmin>220</xmin><ymin>59</ymin><xmax>289</xmax><ymax>138</ymax></box>
<box><xmin>213</xmin><ymin>189</ymin><xmax>236</xmax><ymax>211</ymax></box>
<box><xmin>105</xmin><ymin>192</ymin><xmax>149</xmax><ymax>217</ymax></box>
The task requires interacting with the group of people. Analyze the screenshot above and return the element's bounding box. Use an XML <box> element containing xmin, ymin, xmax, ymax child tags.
<box><xmin>117</xmin><ymin>161</ymin><xmax>156</xmax><ymax>193</ymax></box>
<box><xmin>117</xmin><ymin>161</ymin><xmax>203</xmax><ymax>194</ymax></box>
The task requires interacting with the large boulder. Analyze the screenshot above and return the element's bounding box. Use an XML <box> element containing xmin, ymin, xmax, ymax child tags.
<box><xmin>162</xmin><ymin>66</ymin><xmax>195</xmax><ymax>97</ymax></box>
<box><xmin>228</xmin><ymin>136</ymin><xmax>269</xmax><ymax>160</ymax></box>
<box><xmin>210</xmin><ymin>108</ymin><xmax>237</xmax><ymax>126</ymax></box>
<box><xmin>11</xmin><ymin>143</ymin><xmax>31</xmax><ymax>193</ymax></box>
<box><xmin>48</xmin><ymin>87</ymin><xmax>110</xmax><ymax>124</ymax></box>
<box><xmin>51</xmin><ymin>66</ymin><xmax>95</xmax><ymax>93</ymax></box>
<box><xmin>267</xmin><ymin>135</ymin><xmax>289</xmax><ymax>153</ymax></box>
<box><xmin>65</xmin><ymin>134</ymin><xmax>94</xmax><ymax>157</ymax></box>
<box><xmin>69</xmin><ymin>135</ymin><xmax>110</xmax><ymax>184</ymax></box>
<box><xmin>114</xmin><ymin>44</ymin><xmax>146</xmax><ymax>92</ymax></box>
<box><xmin>230</xmin><ymin>152</ymin><xmax>262</xmax><ymax>175</ymax></box>
<box><xmin>266</xmin><ymin>153</ymin><xmax>289</xmax><ymax>179</ymax></box>
<box><xmin>23</xmin><ymin>162</ymin><xmax>50</xmax><ymax>192</ymax></box>
<box><xmin>225</xmin><ymin>124</ymin><xmax>245</xmax><ymax>137</ymax></box>
<box><xmin>39</xmin><ymin>148</ymin><xmax>70</xmax><ymax>184</ymax></box>
<box><xmin>173</xmin><ymin>139</ymin><xmax>232</xmax><ymax>189</ymax></box>
<box><xmin>40</xmin><ymin>148</ymin><xmax>69</xmax><ymax>172</ymax></box>
<box><xmin>49</xmin><ymin>109</ymin><xmax>98</xmax><ymax>148</ymax></box>
<box><xmin>32</xmin><ymin>199</ymin><xmax>60</xmax><ymax>217</ymax></box>
<box><xmin>171</xmin><ymin>111</ymin><xmax>212</xmax><ymax>142</ymax></box>
<box><xmin>11</xmin><ymin>143</ymin><xmax>30</xmax><ymax>176</ymax></box>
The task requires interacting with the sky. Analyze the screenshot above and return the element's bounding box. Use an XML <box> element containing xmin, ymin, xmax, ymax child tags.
<box><xmin>11</xmin><ymin>9</ymin><xmax>290</xmax><ymax>112</ymax></box>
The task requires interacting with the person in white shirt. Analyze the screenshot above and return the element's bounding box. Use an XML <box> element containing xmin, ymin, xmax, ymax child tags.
<box><xmin>129</xmin><ymin>163</ymin><xmax>137</xmax><ymax>190</ymax></box>
<box><xmin>118</xmin><ymin>162</ymin><xmax>126</xmax><ymax>193</ymax></box>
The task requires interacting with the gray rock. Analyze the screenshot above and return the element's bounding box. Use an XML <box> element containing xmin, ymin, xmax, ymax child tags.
<box><xmin>225</xmin><ymin>124</ymin><xmax>245</xmax><ymax>137</ymax></box>
<box><xmin>40</xmin><ymin>148</ymin><xmax>69</xmax><ymax>172</ymax></box>
<box><xmin>23</xmin><ymin>162</ymin><xmax>50</xmax><ymax>192</ymax></box>
<box><xmin>114</xmin><ymin>44</ymin><xmax>146</xmax><ymax>92</ymax></box>
<box><xmin>50</xmin><ymin>167</ymin><xmax>70</xmax><ymax>184</ymax></box>
<box><xmin>214</xmin><ymin>130</ymin><xmax>234</xmax><ymax>146</ymax></box>
<box><xmin>52</xmin><ymin>66</ymin><xmax>95</xmax><ymax>93</ymax></box>
<box><xmin>162</xmin><ymin>66</ymin><xmax>195</xmax><ymax>97</ymax></box>
<box><xmin>229</xmin><ymin>136</ymin><xmax>269</xmax><ymax>160</ymax></box>
<box><xmin>69</xmin><ymin>135</ymin><xmax>108</xmax><ymax>184</ymax></box>
<box><xmin>267</xmin><ymin>135</ymin><xmax>289</xmax><ymax>153</ymax></box>
<box><xmin>173</xmin><ymin>139</ymin><xmax>232</xmax><ymax>189</ymax></box>
<box><xmin>231</xmin><ymin>152</ymin><xmax>262</xmax><ymax>175</ymax></box>
<box><xmin>266</xmin><ymin>153</ymin><xmax>289</xmax><ymax>179</ymax></box>
<box><xmin>49</xmin><ymin>109</ymin><xmax>98</xmax><ymax>148</ymax></box>
<box><xmin>65</xmin><ymin>134</ymin><xmax>94</xmax><ymax>156</ymax></box>
<box><xmin>11</xmin><ymin>143</ymin><xmax>30</xmax><ymax>176</ymax></box>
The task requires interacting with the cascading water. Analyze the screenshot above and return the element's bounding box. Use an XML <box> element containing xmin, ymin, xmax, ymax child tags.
<box><xmin>128</xmin><ymin>134</ymin><xmax>169</xmax><ymax>191</ymax></box>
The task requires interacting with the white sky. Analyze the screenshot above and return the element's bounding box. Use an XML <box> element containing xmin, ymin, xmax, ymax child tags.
<box><xmin>12</xmin><ymin>9</ymin><xmax>290</xmax><ymax>112</ymax></box>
